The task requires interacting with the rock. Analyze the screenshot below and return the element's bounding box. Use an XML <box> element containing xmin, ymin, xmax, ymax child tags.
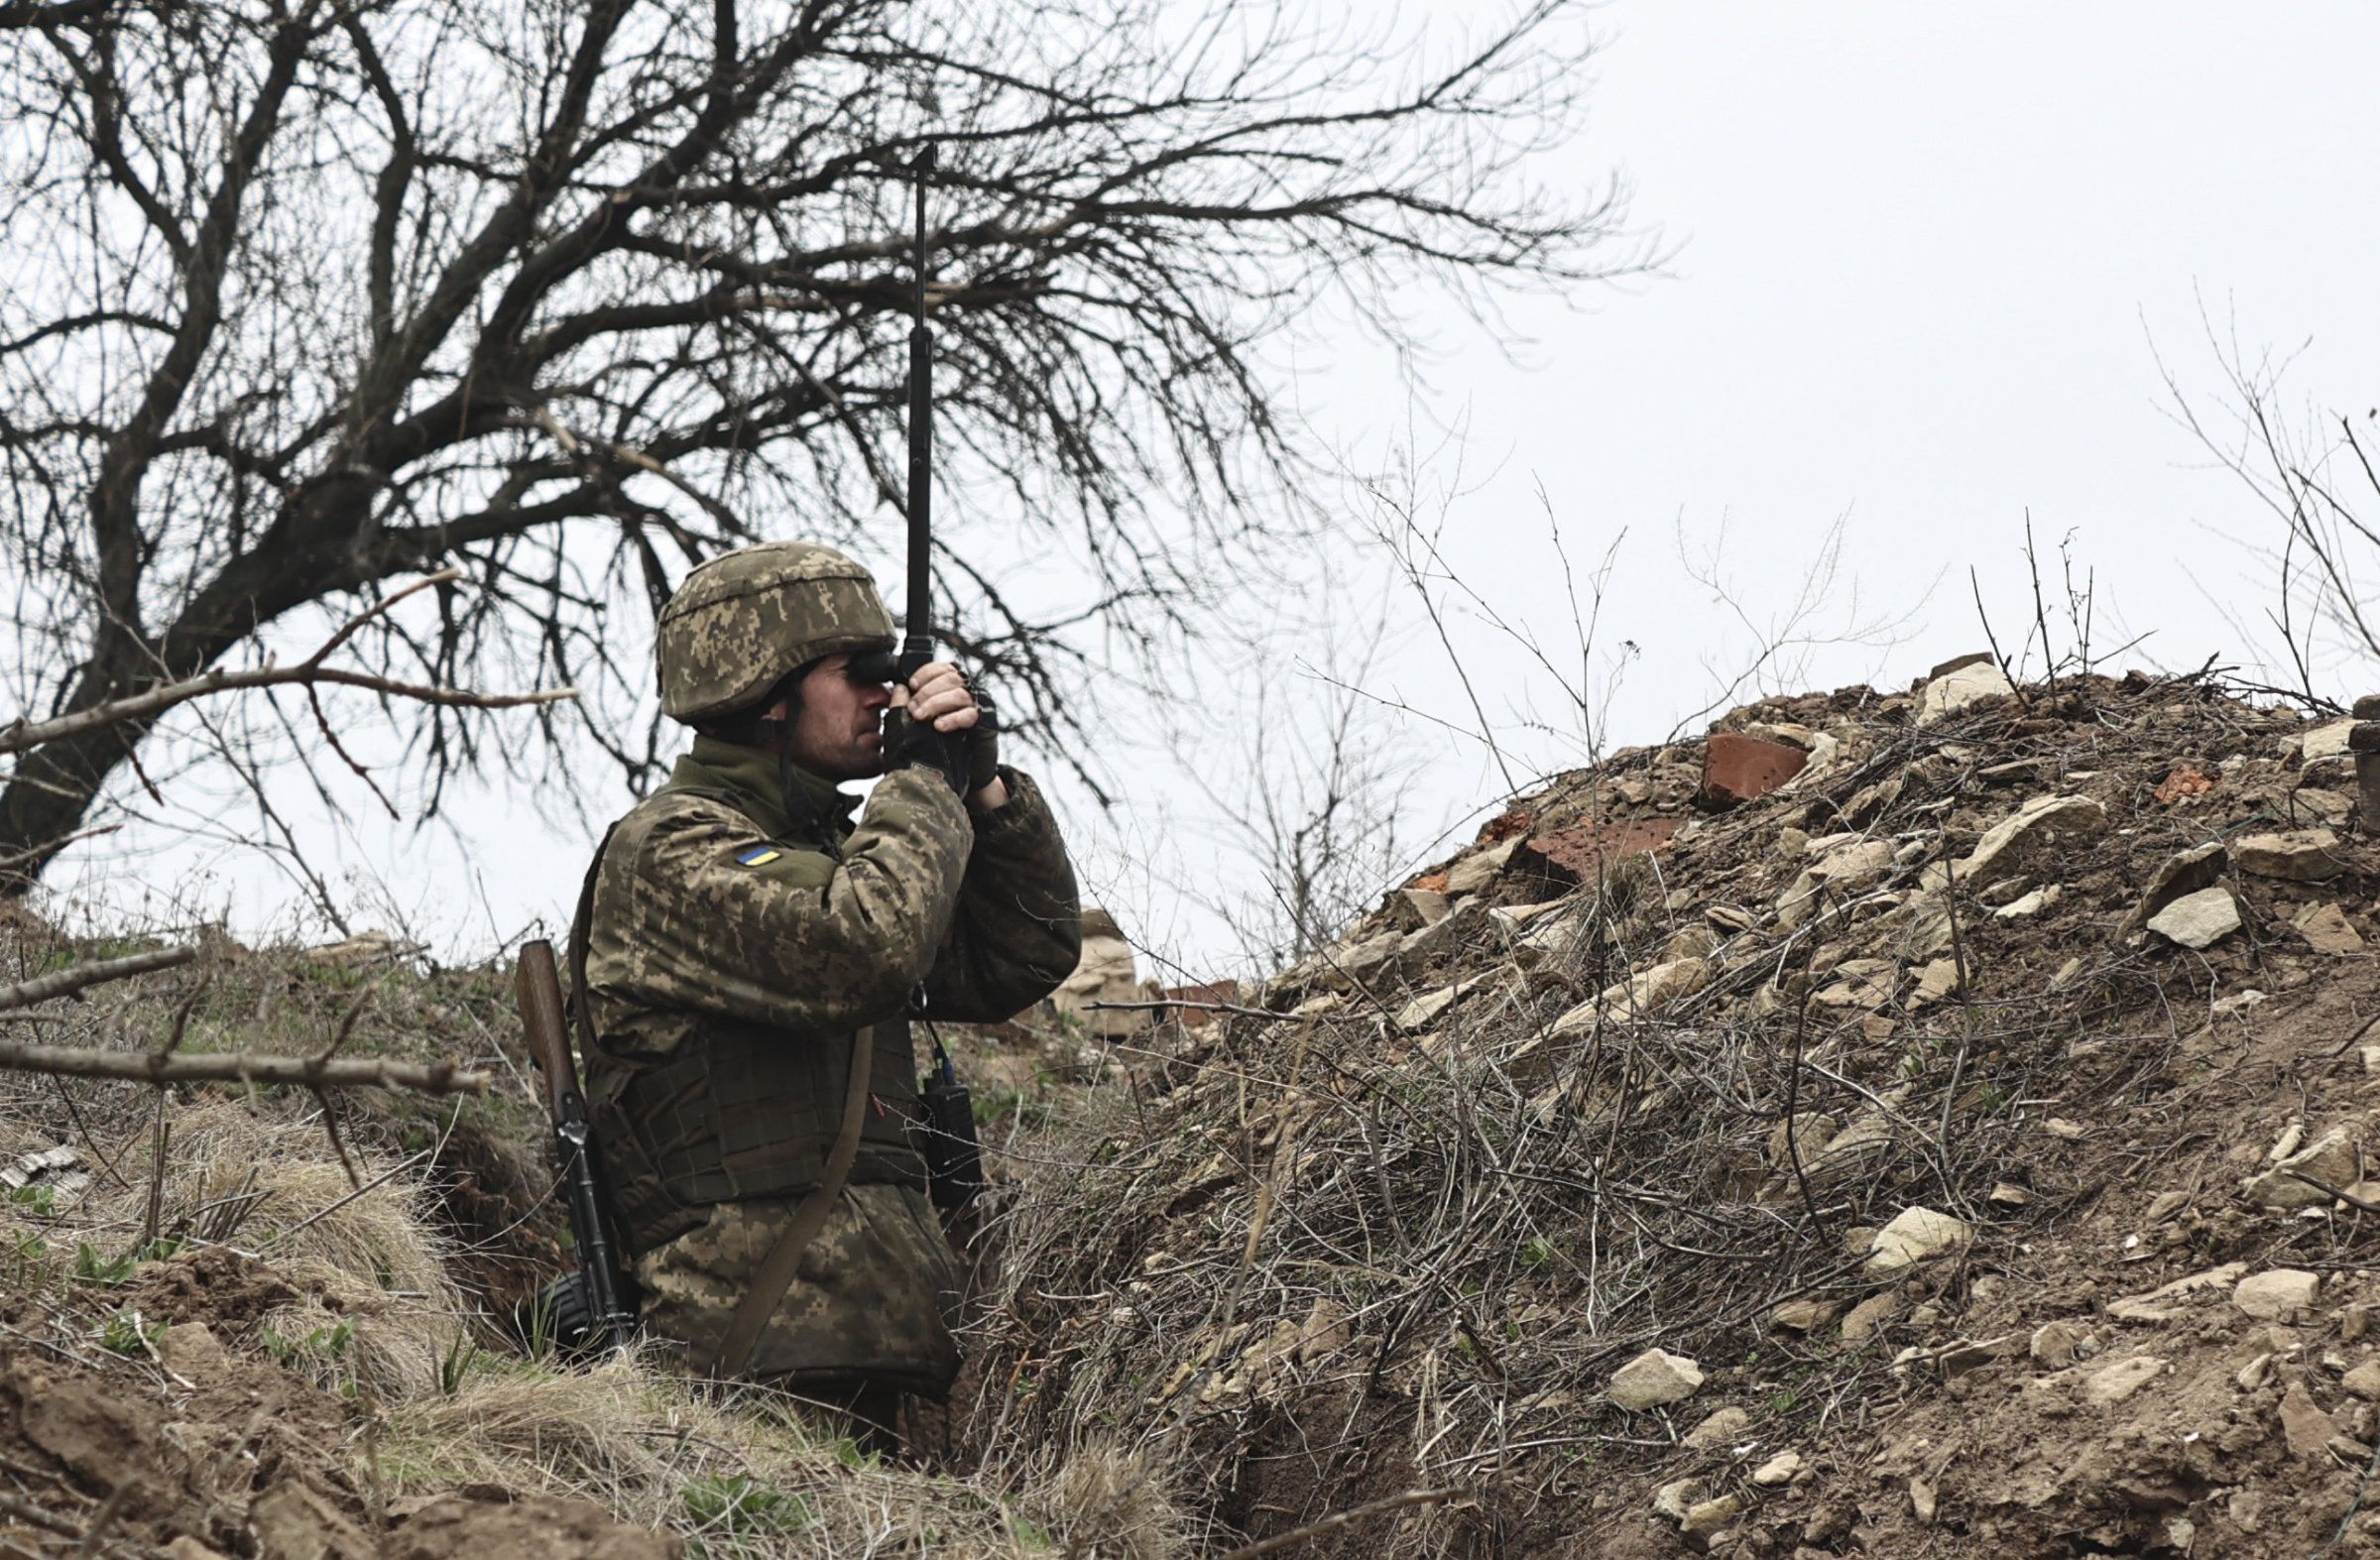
<box><xmin>1445</xmin><ymin>837</ymin><xmax>1520</xmax><ymax>897</ymax></box>
<box><xmin>2281</xmin><ymin>1382</ymin><xmax>2337</xmax><ymax>1460</ymax></box>
<box><xmin>1652</xmin><ymin>1479</ymin><xmax>1706</xmax><ymax>1522</ymax></box>
<box><xmin>2294</xmin><ymin>902</ymin><xmax>2366</xmax><ymax>954</ymax></box>
<box><xmin>1993</xmin><ymin>885</ymin><xmax>2064</xmax><ymax>919</ymax></box>
<box><xmin>1516</xmin><ymin>817</ymin><xmax>1679</xmax><ymax>887</ymax></box>
<box><xmin>1683</xmin><ymin>1406</ymin><xmax>1749</xmax><ymax>1450</ymax></box>
<box><xmin>2343</xmin><ymin>1360</ymin><xmax>2380</xmax><ymax>1400</ymax></box>
<box><xmin>1398</xmin><ymin>888</ymin><xmax>1452</xmax><ymax>926</ymax></box>
<box><xmin>2146</xmin><ymin>887</ymin><xmax>2242</xmax><ymax>950</ymax></box>
<box><xmin>1682</xmin><ymin>1495</ymin><xmax>1743</xmax><ymax>1541</ymax></box>
<box><xmin>2044</xmin><ymin>1117</ymin><xmax>2087</xmax><ymax>1140</ymax></box>
<box><xmin>2234</xmin><ymin>1268</ymin><xmax>2322</xmax><ymax>1321</ymax></box>
<box><xmin>2233</xmin><ymin>827</ymin><xmax>2346</xmax><ymax>882</ymax></box>
<box><xmin>2082</xmin><ymin>1355</ymin><xmax>2167</xmax><ymax>1406</ymax></box>
<box><xmin>1767</xmin><ymin>1113</ymin><xmax>1841</xmax><ymax>1165</ymax></box>
<box><xmin>1772</xmin><ymin>1298</ymin><xmax>1842</xmax><ymax>1334</ymax></box>
<box><xmin>1812</xmin><ymin>958</ymin><xmax>1896</xmax><ymax>1010</ymax></box>
<box><xmin>2244</xmin><ymin>1127</ymin><xmax>2360</xmax><ymax>1210</ymax></box>
<box><xmin>1909</xmin><ymin>1475</ymin><xmax>1940</xmax><ymax>1525</ymax></box>
<box><xmin>2237</xmin><ymin>1353</ymin><xmax>2275</xmax><ymax>1392</ymax></box>
<box><xmin>2294</xmin><ymin>786</ymin><xmax>2356</xmax><ymax>826</ymax></box>
<box><xmin>1917</xmin><ymin>660</ymin><xmax>2014</xmax><ymax>726</ymax></box>
<box><xmin>2305</xmin><ymin>718</ymin><xmax>2359</xmax><ymax>761</ymax></box>
<box><xmin>1751</xmin><ymin>1451</ymin><xmax>1804</xmax><ymax>1488</ymax></box>
<box><xmin>1608</xmin><ymin>1347</ymin><xmax>1705</xmax><ymax>1409</ymax></box>
<box><xmin>2030</xmin><ymin>1320</ymin><xmax>2097</xmax><ymax>1367</ymax></box>
<box><xmin>1911</xmin><ymin>957</ymin><xmax>1963</xmax><ymax>1007</ymax></box>
<box><xmin>1989</xmin><ymin>1181</ymin><xmax>2031</xmax><ymax>1207</ymax></box>
<box><xmin>2270</xmin><ymin>1123</ymin><xmax>2306</xmax><ymax>1162</ymax></box>
<box><xmin>1487</xmin><ymin>898</ymin><xmax>1566</xmax><ymax>933</ymax></box>
<box><xmin>2106</xmin><ymin>1262</ymin><xmax>2249</xmax><ymax>1323</ymax></box>
<box><xmin>2125</xmin><ymin>842</ymin><xmax>2230</xmax><ymax>931</ymax></box>
<box><xmin>1702</xmin><ymin>732</ymin><xmax>1811</xmax><ymax>807</ymax></box>
<box><xmin>1865</xmin><ymin>1206</ymin><xmax>1972</xmax><ymax>1272</ymax></box>
<box><xmin>1951</xmin><ymin>794</ymin><xmax>2108</xmax><ymax>885</ymax></box>
<box><xmin>1842</xmin><ymin>1292</ymin><xmax>1901</xmax><ymax>1343</ymax></box>
<box><xmin>1663</xmin><ymin>925</ymin><xmax>1722</xmax><ymax>963</ymax></box>
<box><xmin>1594</xmin><ymin>956</ymin><xmax>1712</xmax><ymax>1020</ymax></box>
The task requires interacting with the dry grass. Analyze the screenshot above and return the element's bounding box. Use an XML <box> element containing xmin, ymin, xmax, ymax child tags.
<box><xmin>965</xmin><ymin>671</ymin><xmax>2296</xmax><ymax>1554</ymax></box>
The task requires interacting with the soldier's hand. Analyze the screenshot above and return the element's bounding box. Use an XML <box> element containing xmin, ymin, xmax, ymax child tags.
<box><xmin>895</xmin><ymin>662</ymin><xmax>981</xmax><ymax>733</ymax></box>
<box><xmin>890</xmin><ymin>663</ymin><xmax>976</xmax><ymax>794</ymax></box>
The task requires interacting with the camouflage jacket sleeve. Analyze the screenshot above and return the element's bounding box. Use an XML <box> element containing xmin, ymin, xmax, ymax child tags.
<box><xmin>598</xmin><ymin>767</ymin><xmax>973</xmax><ymax>1035</ymax></box>
<box><xmin>921</xmin><ymin>767</ymin><xmax>1084</xmax><ymax>1022</ymax></box>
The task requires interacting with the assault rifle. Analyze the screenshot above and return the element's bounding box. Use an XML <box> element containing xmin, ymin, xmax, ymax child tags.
<box><xmin>516</xmin><ymin>937</ymin><xmax>633</xmax><ymax>1352</ymax></box>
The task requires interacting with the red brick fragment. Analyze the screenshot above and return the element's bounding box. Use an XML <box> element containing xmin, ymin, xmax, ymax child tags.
<box><xmin>1410</xmin><ymin>871</ymin><xmax>1451</xmax><ymax>894</ymax></box>
<box><xmin>1477</xmin><ymin>806</ymin><xmax>1535</xmax><ymax>844</ymax></box>
<box><xmin>1699</xmin><ymin>733</ymin><xmax>1808</xmax><ymax>808</ymax></box>
<box><xmin>1514</xmin><ymin>817</ymin><xmax>1678</xmax><ymax>886</ymax></box>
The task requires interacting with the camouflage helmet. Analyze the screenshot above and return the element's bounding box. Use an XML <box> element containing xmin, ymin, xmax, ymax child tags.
<box><xmin>655</xmin><ymin>541</ymin><xmax>895</xmax><ymax>724</ymax></box>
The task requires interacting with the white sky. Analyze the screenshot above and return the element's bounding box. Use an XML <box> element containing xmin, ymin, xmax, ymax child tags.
<box><xmin>40</xmin><ymin>2</ymin><xmax>2380</xmax><ymax>978</ymax></box>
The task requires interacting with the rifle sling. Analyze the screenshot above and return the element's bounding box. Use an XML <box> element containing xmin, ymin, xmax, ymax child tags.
<box><xmin>707</xmin><ymin>1024</ymin><xmax>872</xmax><ymax>1380</ymax></box>
<box><xmin>571</xmin><ymin>788</ymin><xmax>878</xmax><ymax>1380</ymax></box>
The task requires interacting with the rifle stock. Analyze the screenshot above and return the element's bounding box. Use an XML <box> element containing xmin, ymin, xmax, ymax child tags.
<box><xmin>516</xmin><ymin>939</ymin><xmax>632</xmax><ymax>1352</ymax></box>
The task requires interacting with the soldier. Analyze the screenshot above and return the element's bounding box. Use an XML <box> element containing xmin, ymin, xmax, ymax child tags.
<box><xmin>569</xmin><ymin>540</ymin><xmax>1081</xmax><ymax>1445</ymax></box>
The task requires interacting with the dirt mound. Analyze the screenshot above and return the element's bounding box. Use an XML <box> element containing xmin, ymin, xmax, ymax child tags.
<box><xmin>972</xmin><ymin>666</ymin><xmax>2380</xmax><ymax>1556</ymax></box>
<box><xmin>0</xmin><ymin>1321</ymin><xmax>672</xmax><ymax>1559</ymax></box>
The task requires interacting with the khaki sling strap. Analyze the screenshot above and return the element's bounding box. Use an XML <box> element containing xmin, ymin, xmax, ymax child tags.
<box><xmin>568</xmin><ymin>797</ymin><xmax>875</xmax><ymax>1380</ymax></box>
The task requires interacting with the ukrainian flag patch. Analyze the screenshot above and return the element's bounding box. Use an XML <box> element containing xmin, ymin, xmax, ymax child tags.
<box><xmin>734</xmin><ymin>844</ymin><xmax>783</xmax><ymax>868</ymax></box>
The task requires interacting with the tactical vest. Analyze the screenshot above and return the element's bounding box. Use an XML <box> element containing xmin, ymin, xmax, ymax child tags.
<box><xmin>570</xmin><ymin>784</ymin><xmax>927</xmax><ymax>1258</ymax></box>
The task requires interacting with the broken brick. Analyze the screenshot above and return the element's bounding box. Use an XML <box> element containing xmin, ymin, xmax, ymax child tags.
<box><xmin>1514</xmin><ymin>817</ymin><xmax>1677</xmax><ymax>886</ymax></box>
<box><xmin>1699</xmin><ymin>733</ymin><xmax>1809</xmax><ymax>808</ymax></box>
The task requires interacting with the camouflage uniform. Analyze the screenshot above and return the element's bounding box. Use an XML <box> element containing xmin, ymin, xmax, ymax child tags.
<box><xmin>574</xmin><ymin>543</ymin><xmax>1080</xmax><ymax>1395</ymax></box>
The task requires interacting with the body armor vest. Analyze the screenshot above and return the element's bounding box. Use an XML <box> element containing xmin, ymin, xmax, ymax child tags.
<box><xmin>571</xmin><ymin>782</ymin><xmax>928</xmax><ymax>1257</ymax></box>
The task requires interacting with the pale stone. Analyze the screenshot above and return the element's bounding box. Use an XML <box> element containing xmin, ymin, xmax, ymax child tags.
<box><xmin>2244</xmin><ymin>1127</ymin><xmax>2359</xmax><ymax>1211</ymax></box>
<box><xmin>1989</xmin><ymin>1181</ymin><xmax>2031</xmax><ymax>1207</ymax></box>
<box><xmin>1954</xmin><ymin>794</ymin><xmax>2108</xmax><ymax>884</ymax></box>
<box><xmin>2045</xmin><ymin>1117</ymin><xmax>2087</xmax><ymax>1140</ymax></box>
<box><xmin>2030</xmin><ymin>1319</ymin><xmax>2095</xmax><ymax>1367</ymax></box>
<box><xmin>1445</xmin><ymin>837</ymin><xmax>1520</xmax><ymax>897</ymax></box>
<box><xmin>1608</xmin><ymin>1347</ymin><xmax>1705</xmax><ymax>1410</ymax></box>
<box><xmin>2146</xmin><ymin>887</ymin><xmax>2242</xmax><ymax>950</ymax></box>
<box><xmin>2295</xmin><ymin>902</ymin><xmax>2366</xmax><ymax>954</ymax></box>
<box><xmin>1488</xmin><ymin>898</ymin><xmax>1566</xmax><ymax>932</ymax></box>
<box><xmin>1651</xmin><ymin>1479</ymin><xmax>1705</xmax><ymax>1522</ymax></box>
<box><xmin>1812</xmin><ymin>957</ymin><xmax>1896</xmax><ymax>1010</ymax></box>
<box><xmin>1918</xmin><ymin>660</ymin><xmax>2015</xmax><ymax>726</ymax></box>
<box><xmin>2234</xmin><ymin>1268</ymin><xmax>2322</xmax><ymax>1321</ymax></box>
<box><xmin>1771</xmin><ymin>1298</ymin><xmax>1842</xmax><ymax>1333</ymax></box>
<box><xmin>1682</xmin><ymin>1495</ymin><xmax>1742</xmax><ymax>1539</ymax></box>
<box><xmin>1750</xmin><ymin>1451</ymin><xmax>1804</xmax><ymax>1488</ymax></box>
<box><xmin>1909</xmin><ymin>1475</ymin><xmax>1940</xmax><ymax>1525</ymax></box>
<box><xmin>1911</xmin><ymin>957</ymin><xmax>1963</xmax><ymax>1006</ymax></box>
<box><xmin>1395</xmin><ymin>983</ymin><xmax>1464</xmax><ymax>1030</ymax></box>
<box><xmin>2233</xmin><ymin>828</ymin><xmax>2346</xmax><ymax>882</ymax></box>
<box><xmin>1681</xmin><ymin>1406</ymin><xmax>1749</xmax><ymax>1450</ymax></box>
<box><xmin>1842</xmin><ymin>1292</ymin><xmax>1900</xmax><ymax>1342</ymax></box>
<box><xmin>2295</xmin><ymin>787</ymin><xmax>2355</xmax><ymax>826</ymax></box>
<box><xmin>2343</xmin><ymin>1360</ymin><xmax>2380</xmax><ymax>1399</ymax></box>
<box><xmin>1662</xmin><ymin>925</ymin><xmax>1721</xmax><ymax>963</ymax></box>
<box><xmin>157</xmin><ymin>1321</ymin><xmax>230</xmax><ymax>1378</ymax></box>
<box><xmin>1866</xmin><ymin>1206</ymin><xmax>1971</xmax><ymax>1272</ymax></box>
<box><xmin>1993</xmin><ymin>885</ymin><xmax>2064</xmax><ymax>919</ymax></box>
<box><xmin>2306</xmin><ymin>719</ymin><xmax>2358</xmax><ymax>761</ymax></box>
<box><xmin>1594</xmin><ymin>956</ymin><xmax>1712</xmax><ymax>1020</ymax></box>
<box><xmin>1399</xmin><ymin>888</ymin><xmax>1452</xmax><ymax>926</ymax></box>
<box><xmin>2106</xmin><ymin>1262</ymin><xmax>2249</xmax><ymax>1323</ymax></box>
<box><xmin>2083</xmin><ymin>1356</ymin><xmax>2167</xmax><ymax>1406</ymax></box>
<box><xmin>2282</xmin><ymin>1382</ymin><xmax>2337</xmax><ymax>1459</ymax></box>
<box><xmin>1767</xmin><ymin>1113</ymin><xmax>1841</xmax><ymax>1165</ymax></box>
<box><xmin>2125</xmin><ymin>841</ymin><xmax>2229</xmax><ymax>931</ymax></box>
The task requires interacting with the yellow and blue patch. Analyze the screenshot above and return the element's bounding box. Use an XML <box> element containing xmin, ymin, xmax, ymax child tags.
<box><xmin>733</xmin><ymin>844</ymin><xmax>784</xmax><ymax>868</ymax></box>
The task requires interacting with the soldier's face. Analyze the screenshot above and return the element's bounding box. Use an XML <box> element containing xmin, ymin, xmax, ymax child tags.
<box><xmin>781</xmin><ymin>652</ymin><xmax>894</xmax><ymax>781</ymax></box>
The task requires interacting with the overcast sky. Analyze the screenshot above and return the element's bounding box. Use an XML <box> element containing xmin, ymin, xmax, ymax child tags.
<box><xmin>40</xmin><ymin>2</ymin><xmax>2380</xmax><ymax>977</ymax></box>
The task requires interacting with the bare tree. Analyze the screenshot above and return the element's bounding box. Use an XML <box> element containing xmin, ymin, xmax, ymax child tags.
<box><xmin>0</xmin><ymin>0</ymin><xmax>1649</xmax><ymax>885</ymax></box>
